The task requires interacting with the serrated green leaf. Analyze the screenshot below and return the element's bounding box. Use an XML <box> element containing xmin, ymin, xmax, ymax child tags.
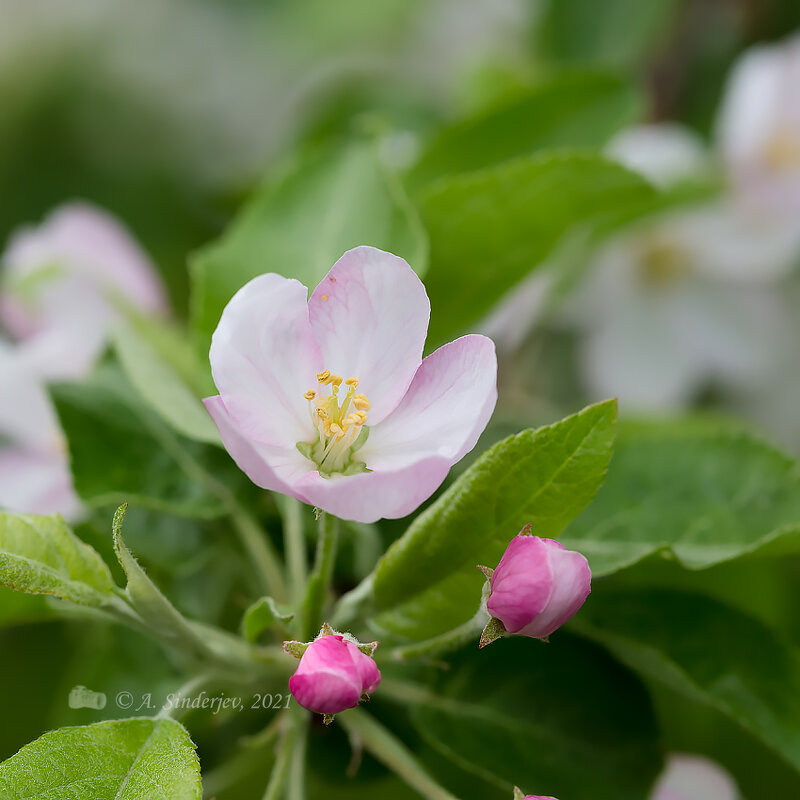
<box><xmin>0</xmin><ymin>511</ymin><xmax>115</xmax><ymax>606</ymax></box>
<box><xmin>190</xmin><ymin>139</ymin><xmax>428</xmax><ymax>348</ymax></box>
<box><xmin>113</xmin><ymin>323</ymin><xmax>220</xmax><ymax>446</ymax></box>
<box><xmin>574</xmin><ymin>589</ymin><xmax>800</xmax><ymax>774</ymax></box>
<box><xmin>408</xmin><ymin>71</ymin><xmax>642</xmax><ymax>191</ymax></box>
<box><xmin>419</xmin><ymin>151</ymin><xmax>656</xmax><ymax>345</ymax></box>
<box><xmin>52</xmin><ymin>367</ymin><xmax>227</xmax><ymax>518</ymax></box>
<box><xmin>370</xmin><ymin>400</ymin><xmax>617</xmax><ymax>640</ymax></box>
<box><xmin>560</xmin><ymin>419</ymin><xmax>800</xmax><ymax>576</ymax></box>
<box><xmin>0</xmin><ymin>717</ymin><xmax>202</xmax><ymax>799</ymax></box>
<box><xmin>394</xmin><ymin>634</ymin><xmax>661</xmax><ymax>800</ymax></box>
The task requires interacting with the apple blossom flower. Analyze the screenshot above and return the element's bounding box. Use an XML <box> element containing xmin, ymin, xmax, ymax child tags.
<box><xmin>0</xmin><ymin>201</ymin><xmax>166</xmax><ymax>380</ymax></box>
<box><xmin>650</xmin><ymin>754</ymin><xmax>740</xmax><ymax>800</ymax></box>
<box><xmin>286</xmin><ymin>633</ymin><xmax>381</xmax><ymax>716</ymax></box>
<box><xmin>204</xmin><ymin>246</ymin><xmax>497</xmax><ymax>523</ymax></box>
<box><xmin>561</xmin><ymin>122</ymin><xmax>800</xmax><ymax>412</ymax></box>
<box><xmin>717</xmin><ymin>33</ymin><xmax>800</xmax><ymax>214</ymax></box>
<box><xmin>479</xmin><ymin>528</ymin><xmax>591</xmax><ymax>645</ymax></box>
<box><xmin>0</xmin><ymin>339</ymin><xmax>80</xmax><ymax>519</ymax></box>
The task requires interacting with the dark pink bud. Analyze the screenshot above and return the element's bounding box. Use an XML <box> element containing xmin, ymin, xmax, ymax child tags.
<box><xmin>514</xmin><ymin>788</ymin><xmax>558</xmax><ymax>800</ymax></box>
<box><xmin>288</xmin><ymin>634</ymin><xmax>381</xmax><ymax>715</ymax></box>
<box><xmin>487</xmin><ymin>534</ymin><xmax>591</xmax><ymax>639</ymax></box>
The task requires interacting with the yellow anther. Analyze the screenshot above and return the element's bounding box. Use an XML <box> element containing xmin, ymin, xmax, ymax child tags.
<box><xmin>330</xmin><ymin>374</ymin><xmax>343</xmax><ymax>386</ymax></box>
<box><xmin>316</xmin><ymin>407</ymin><xmax>328</xmax><ymax>419</ymax></box>
<box><xmin>316</xmin><ymin>369</ymin><xmax>330</xmax><ymax>383</ymax></box>
<box><xmin>343</xmin><ymin>414</ymin><xmax>362</xmax><ymax>427</ymax></box>
<box><xmin>303</xmin><ymin>390</ymin><xmax>316</xmax><ymax>401</ymax></box>
<box><xmin>352</xmin><ymin>395</ymin><xmax>370</xmax><ymax>411</ymax></box>
<box><xmin>329</xmin><ymin>423</ymin><xmax>344</xmax><ymax>438</ymax></box>
<box><xmin>345</xmin><ymin>376</ymin><xmax>359</xmax><ymax>387</ymax></box>
<box><xmin>356</xmin><ymin>411</ymin><xmax>368</xmax><ymax>425</ymax></box>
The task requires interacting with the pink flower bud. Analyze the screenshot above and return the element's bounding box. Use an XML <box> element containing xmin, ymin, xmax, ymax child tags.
<box><xmin>514</xmin><ymin>789</ymin><xmax>558</xmax><ymax>800</ymax></box>
<box><xmin>288</xmin><ymin>634</ymin><xmax>381</xmax><ymax>715</ymax></box>
<box><xmin>487</xmin><ymin>533</ymin><xmax>591</xmax><ymax>639</ymax></box>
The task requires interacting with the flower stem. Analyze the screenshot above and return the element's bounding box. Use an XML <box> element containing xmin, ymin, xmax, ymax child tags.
<box><xmin>228</xmin><ymin>503</ymin><xmax>289</xmax><ymax>603</ymax></box>
<box><xmin>390</xmin><ymin>608</ymin><xmax>486</xmax><ymax>661</ymax></box>
<box><xmin>287</xmin><ymin>704</ymin><xmax>309</xmax><ymax>800</ymax></box>
<box><xmin>301</xmin><ymin>511</ymin><xmax>340</xmax><ymax>640</ymax></box>
<box><xmin>261</xmin><ymin>714</ymin><xmax>296</xmax><ymax>800</ymax></box>
<box><xmin>277</xmin><ymin>495</ymin><xmax>307</xmax><ymax>604</ymax></box>
<box><xmin>330</xmin><ymin>573</ymin><xmax>374</xmax><ymax>629</ymax></box>
<box><xmin>337</xmin><ymin>708</ymin><xmax>462</xmax><ymax>800</ymax></box>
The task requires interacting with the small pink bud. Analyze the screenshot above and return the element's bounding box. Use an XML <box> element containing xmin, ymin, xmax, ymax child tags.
<box><xmin>288</xmin><ymin>634</ymin><xmax>381</xmax><ymax>715</ymax></box>
<box><xmin>514</xmin><ymin>788</ymin><xmax>558</xmax><ymax>800</ymax></box>
<box><xmin>486</xmin><ymin>532</ymin><xmax>591</xmax><ymax>640</ymax></box>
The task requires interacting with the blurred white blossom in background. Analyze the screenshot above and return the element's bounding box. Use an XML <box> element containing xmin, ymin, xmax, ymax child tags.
<box><xmin>650</xmin><ymin>754</ymin><xmax>740</xmax><ymax>800</ymax></box>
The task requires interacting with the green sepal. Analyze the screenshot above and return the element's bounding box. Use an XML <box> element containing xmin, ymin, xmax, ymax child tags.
<box><xmin>283</xmin><ymin>640</ymin><xmax>309</xmax><ymax>659</ymax></box>
<box><xmin>356</xmin><ymin>640</ymin><xmax>379</xmax><ymax>657</ymax></box>
<box><xmin>477</xmin><ymin>564</ymin><xmax>494</xmax><ymax>580</ymax></box>
<box><xmin>342</xmin><ymin>460</ymin><xmax>371</xmax><ymax>476</ymax></box>
<box><xmin>296</xmin><ymin>441</ymin><xmax>314</xmax><ymax>461</ymax></box>
<box><xmin>479</xmin><ymin>617</ymin><xmax>506</xmax><ymax>649</ymax></box>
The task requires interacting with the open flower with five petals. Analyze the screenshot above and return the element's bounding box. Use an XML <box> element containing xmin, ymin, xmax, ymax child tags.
<box><xmin>204</xmin><ymin>246</ymin><xmax>497</xmax><ymax>523</ymax></box>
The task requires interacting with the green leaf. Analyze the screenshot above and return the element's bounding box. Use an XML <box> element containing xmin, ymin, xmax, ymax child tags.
<box><xmin>241</xmin><ymin>595</ymin><xmax>294</xmax><ymax>643</ymax></box>
<box><xmin>113</xmin><ymin>323</ymin><xmax>221</xmax><ymax>446</ymax></box>
<box><xmin>0</xmin><ymin>511</ymin><xmax>115</xmax><ymax>606</ymax></box>
<box><xmin>420</xmin><ymin>151</ymin><xmax>656</xmax><ymax>345</ymax></box>
<box><xmin>560</xmin><ymin>419</ymin><xmax>800</xmax><ymax>576</ymax></box>
<box><xmin>0</xmin><ymin>717</ymin><xmax>202</xmax><ymax>799</ymax></box>
<box><xmin>191</xmin><ymin>139</ymin><xmax>428</xmax><ymax>347</ymax></box>
<box><xmin>391</xmin><ymin>634</ymin><xmax>661</xmax><ymax>800</ymax></box>
<box><xmin>370</xmin><ymin>400</ymin><xmax>617</xmax><ymax>640</ymax></box>
<box><xmin>574</xmin><ymin>589</ymin><xmax>800</xmax><ymax>774</ymax></box>
<box><xmin>534</xmin><ymin>0</ymin><xmax>680</xmax><ymax>68</ymax></box>
<box><xmin>408</xmin><ymin>72</ymin><xmax>642</xmax><ymax>191</ymax></box>
<box><xmin>52</xmin><ymin>367</ymin><xmax>227</xmax><ymax>518</ymax></box>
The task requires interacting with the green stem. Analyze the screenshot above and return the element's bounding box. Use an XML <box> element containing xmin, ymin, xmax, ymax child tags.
<box><xmin>301</xmin><ymin>511</ymin><xmax>340</xmax><ymax>640</ymax></box>
<box><xmin>287</xmin><ymin>704</ymin><xmax>309</xmax><ymax>800</ymax></box>
<box><xmin>330</xmin><ymin>574</ymin><xmax>373</xmax><ymax>629</ymax></box>
<box><xmin>390</xmin><ymin>609</ymin><xmax>486</xmax><ymax>661</ymax></box>
<box><xmin>278</xmin><ymin>495</ymin><xmax>308</xmax><ymax>604</ymax></box>
<box><xmin>156</xmin><ymin>673</ymin><xmax>216</xmax><ymax>720</ymax></box>
<box><xmin>262</xmin><ymin>714</ymin><xmax>296</xmax><ymax>800</ymax></box>
<box><xmin>228</xmin><ymin>503</ymin><xmax>289</xmax><ymax>603</ymax></box>
<box><xmin>338</xmin><ymin>708</ymin><xmax>462</xmax><ymax>800</ymax></box>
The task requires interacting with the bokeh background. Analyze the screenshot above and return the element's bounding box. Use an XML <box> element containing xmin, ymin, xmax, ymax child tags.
<box><xmin>2</xmin><ymin>1</ymin><xmax>800</xmax><ymax>798</ymax></box>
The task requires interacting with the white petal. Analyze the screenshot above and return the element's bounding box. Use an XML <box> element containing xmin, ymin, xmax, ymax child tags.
<box><xmin>307</xmin><ymin>247</ymin><xmax>429</xmax><ymax>424</ymax></box>
<box><xmin>361</xmin><ymin>334</ymin><xmax>497</xmax><ymax>470</ymax></box>
<box><xmin>209</xmin><ymin>273</ymin><xmax>322</xmax><ymax>448</ymax></box>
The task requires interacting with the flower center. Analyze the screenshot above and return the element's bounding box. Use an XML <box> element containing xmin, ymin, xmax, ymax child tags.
<box><xmin>296</xmin><ymin>370</ymin><xmax>372</xmax><ymax>478</ymax></box>
<box><xmin>763</xmin><ymin>129</ymin><xmax>800</xmax><ymax>171</ymax></box>
<box><xmin>638</xmin><ymin>237</ymin><xmax>692</xmax><ymax>288</ymax></box>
